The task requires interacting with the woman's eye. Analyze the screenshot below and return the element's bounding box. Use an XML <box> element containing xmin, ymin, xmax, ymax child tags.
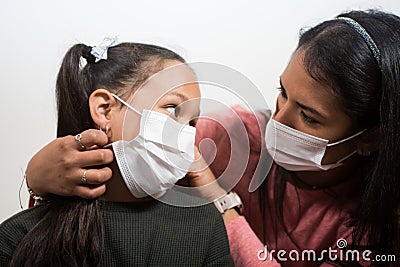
<box><xmin>277</xmin><ymin>87</ymin><xmax>288</xmax><ymax>99</ymax></box>
<box><xmin>301</xmin><ymin>111</ymin><xmax>318</xmax><ymax>124</ymax></box>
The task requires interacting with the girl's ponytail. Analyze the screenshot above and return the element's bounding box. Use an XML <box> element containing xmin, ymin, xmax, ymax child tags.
<box><xmin>56</xmin><ymin>44</ymin><xmax>95</xmax><ymax>137</ymax></box>
<box><xmin>11</xmin><ymin>45</ymin><xmax>104</xmax><ymax>267</ymax></box>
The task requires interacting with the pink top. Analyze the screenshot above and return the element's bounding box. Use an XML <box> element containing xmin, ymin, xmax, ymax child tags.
<box><xmin>195</xmin><ymin>106</ymin><xmax>366</xmax><ymax>267</ymax></box>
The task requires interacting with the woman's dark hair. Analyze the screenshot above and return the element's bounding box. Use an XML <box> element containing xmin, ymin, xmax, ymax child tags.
<box><xmin>10</xmin><ymin>42</ymin><xmax>185</xmax><ymax>266</ymax></box>
<box><xmin>261</xmin><ymin>9</ymin><xmax>400</xmax><ymax>266</ymax></box>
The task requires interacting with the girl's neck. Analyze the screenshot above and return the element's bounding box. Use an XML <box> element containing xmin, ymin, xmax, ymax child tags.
<box><xmin>99</xmin><ymin>161</ymin><xmax>156</xmax><ymax>203</ymax></box>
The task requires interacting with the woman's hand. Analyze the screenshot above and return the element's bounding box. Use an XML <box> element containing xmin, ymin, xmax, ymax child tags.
<box><xmin>186</xmin><ymin>147</ymin><xmax>240</xmax><ymax>223</ymax></box>
<box><xmin>26</xmin><ymin>129</ymin><xmax>114</xmax><ymax>199</ymax></box>
<box><xmin>185</xmin><ymin>146</ymin><xmax>227</xmax><ymax>201</ymax></box>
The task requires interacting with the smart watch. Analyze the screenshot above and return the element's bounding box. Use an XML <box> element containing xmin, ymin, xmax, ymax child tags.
<box><xmin>213</xmin><ymin>191</ymin><xmax>243</xmax><ymax>214</ymax></box>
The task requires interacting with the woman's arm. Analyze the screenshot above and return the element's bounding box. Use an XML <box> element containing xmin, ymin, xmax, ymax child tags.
<box><xmin>188</xmin><ymin>106</ymin><xmax>279</xmax><ymax>266</ymax></box>
<box><xmin>187</xmin><ymin>164</ymin><xmax>279</xmax><ymax>266</ymax></box>
<box><xmin>26</xmin><ymin>129</ymin><xmax>113</xmax><ymax>200</ymax></box>
<box><xmin>226</xmin><ymin>216</ymin><xmax>280</xmax><ymax>266</ymax></box>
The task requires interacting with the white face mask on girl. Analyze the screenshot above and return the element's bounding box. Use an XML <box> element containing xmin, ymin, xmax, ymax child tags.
<box><xmin>265</xmin><ymin>118</ymin><xmax>366</xmax><ymax>171</ymax></box>
<box><xmin>111</xmin><ymin>94</ymin><xmax>196</xmax><ymax>198</ymax></box>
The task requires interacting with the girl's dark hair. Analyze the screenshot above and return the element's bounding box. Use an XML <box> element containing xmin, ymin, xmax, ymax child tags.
<box><xmin>261</xmin><ymin>9</ymin><xmax>400</xmax><ymax>266</ymax></box>
<box><xmin>11</xmin><ymin>42</ymin><xmax>185</xmax><ymax>267</ymax></box>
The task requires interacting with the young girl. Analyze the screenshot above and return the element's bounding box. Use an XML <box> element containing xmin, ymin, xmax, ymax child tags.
<box><xmin>0</xmin><ymin>41</ymin><xmax>233</xmax><ymax>266</ymax></box>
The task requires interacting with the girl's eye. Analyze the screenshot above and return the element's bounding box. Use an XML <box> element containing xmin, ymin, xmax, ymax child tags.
<box><xmin>301</xmin><ymin>111</ymin><xmax>318</xmax><ymax>124</ymax></box>
<box><xmin>277</xmin><ymin>87</ymin><xmax>288</xmax><ymax>99</ymax></box>
<box><xmin>165</xmin><ymin>106</ymin><xmax>180</xmax><ymax>117</ymax></box>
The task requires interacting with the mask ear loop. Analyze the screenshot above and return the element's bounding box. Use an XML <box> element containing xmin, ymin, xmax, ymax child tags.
<box><xmin>336</xmin><ymin>151</ymin><xmax>358</xmax><ymax>164</ymax></box>
<box><xmin>327</xmin><ymin>129</ymin><xmax>367</xmax><ymax>147</ymax></box>
<box><xmin>111</xmin><ymin>93</ymin><xmax>142</xmax><ymax>116</ymax></box>
<box><xmin>327</xmin><ymin>129</ymin><xmax>368</xmax><ymax>164</ymax></box>
<box><xmin>102</xmin><ymin>94</ymin><xmax>143</xmax><ymax>149</ymax></box>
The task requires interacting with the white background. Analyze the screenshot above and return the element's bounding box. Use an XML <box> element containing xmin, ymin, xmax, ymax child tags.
<box><xmin>1</xmin><ymin>0</ymin><xmax>399</xmax><ymax>223</ymax></box>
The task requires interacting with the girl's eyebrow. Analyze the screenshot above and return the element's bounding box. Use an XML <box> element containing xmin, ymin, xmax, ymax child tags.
<box><xmin>167</xmin><ymin>92</ymin><xmax>189</xmax><ymax>102</ymax></box>
<box><xmin>165</xmin><ymin>91</ymin><xmax>200</xmax><ymax>119</ymax></box>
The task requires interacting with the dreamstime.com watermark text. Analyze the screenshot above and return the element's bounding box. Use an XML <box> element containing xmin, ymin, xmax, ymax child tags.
<box><xmin>257</xmin><ymin>238</ymin><xmax>396</xmax><ymax>263</ymax></box>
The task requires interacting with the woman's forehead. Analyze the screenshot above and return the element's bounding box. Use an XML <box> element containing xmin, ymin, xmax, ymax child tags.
<box><xmin>281</xmin><ymin>51</ymin><xmax>344</xmax><ymax>117</ymax></box>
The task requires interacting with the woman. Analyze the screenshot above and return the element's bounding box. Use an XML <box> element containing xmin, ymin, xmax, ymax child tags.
<box><xmin>22</xmin><ymin>9</ymin><xmax>400</xmax><ymax>266</ymax></box>
<box><xmin>0</xmin><ymin>41</ymin><xmax>233</xmax><ymax>266</ymax></box>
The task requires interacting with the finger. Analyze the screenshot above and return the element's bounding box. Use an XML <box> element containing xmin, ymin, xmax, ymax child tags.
<box><xmin>71</xmin><ymin>129</ymin><xmax>109</xmax><ymax>150</ymax></box>
<box><xmin>74</xmin><ymin>167</ymin><xmax>113</xmax><ymax>185</ymax></box>
<box><xmin>73</xmin><ymin>184</ymin><xmax>107</xmax><ymax>199</ymax></box>
<box><xmin>73</xmin><ymin>148</ymin><xmax>114</xmax><ymax>168</ymax></box>
<box><xmin>189</xmin><ymin>148</ymin><xmax>209</xmax><ymax>173</ymax></box>
<box><xmin>193</xmin><ymin>145</ymin><xmax>203</xmax><ymax>161</ymax></box>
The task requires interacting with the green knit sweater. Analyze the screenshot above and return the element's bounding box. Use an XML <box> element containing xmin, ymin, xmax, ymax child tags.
<box><xmin>0</xmin><ymin>192</ymin><xmax>233</xmax><ymax>266</ymax></box>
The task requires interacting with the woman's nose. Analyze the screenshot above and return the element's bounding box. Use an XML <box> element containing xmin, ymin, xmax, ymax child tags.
<box><xmin>273</xmin><ymin>100</ymin><xmax>295</xmax><ymax>128</ymax></box>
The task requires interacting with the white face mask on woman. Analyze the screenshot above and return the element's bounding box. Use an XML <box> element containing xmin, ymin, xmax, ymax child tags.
<box><xmin>111</xmin><ymin>94</ymin><xmax>196</xmax><ymax>198</ymax></box>
<box><xmin>265</xmin><ymin>118</ymin><xmax>365</xmax><ymax>171</ymax></box>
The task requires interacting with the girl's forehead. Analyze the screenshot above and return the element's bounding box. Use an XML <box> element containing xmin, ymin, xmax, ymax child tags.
<box><xmin>131</xmin><ymin>64</ymin><xmax>199</xmax><ymax>103</ymax></box>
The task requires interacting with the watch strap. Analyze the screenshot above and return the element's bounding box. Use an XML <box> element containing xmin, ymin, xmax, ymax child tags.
<box><xmin>213</xmin><ymin>191</ymin><xmax>242</xmax><ymax>214</ymax></box>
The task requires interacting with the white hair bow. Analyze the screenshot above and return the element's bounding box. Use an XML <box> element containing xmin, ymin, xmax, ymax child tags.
<box><xmin>90</xmin><ymin>36</ymin><xmax>119</xmax><ymax>62</ymax></box>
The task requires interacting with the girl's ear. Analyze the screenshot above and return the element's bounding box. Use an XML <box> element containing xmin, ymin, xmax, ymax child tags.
<box><xmin>89</xmin><ymin>89</ymin><xmax>116</xmax><ymax>130</ymax></box>
<box><xmin>356</xmin><ymin>127</ymin><xmax>380</xmax><ymax>156</ymax></box>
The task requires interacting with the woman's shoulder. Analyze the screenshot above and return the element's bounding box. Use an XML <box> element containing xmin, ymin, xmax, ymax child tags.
<box><xmin>195</xmin><ymin>106</ymin><xmax>271</xmax><ymax>189</ymax></box>
<box><xmin>196</xmin><ymin>105</ymin><xmax>270</xmax><ymax>141</ymax></box>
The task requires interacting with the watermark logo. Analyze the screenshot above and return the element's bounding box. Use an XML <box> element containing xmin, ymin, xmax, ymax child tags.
<box><xmin>336</xmin><ymin>238</ymin><xmax>347</xmax><ymax>249</ymax></box>
<box><xmin>257</xmin><ymin>238</ymin><xmax>396</xmax><ymax>263</ymax></box>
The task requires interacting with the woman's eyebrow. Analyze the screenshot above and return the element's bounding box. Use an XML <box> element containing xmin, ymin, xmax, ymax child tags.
<box><xmin>279</xmin><ymin>79</ymin><xmax>326</xmax><ymax>119</ymax></box>
<box><xmin>296</xmin><ymin>102</ymin><xmax>326</xmax><ymax>119</ymax></box>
